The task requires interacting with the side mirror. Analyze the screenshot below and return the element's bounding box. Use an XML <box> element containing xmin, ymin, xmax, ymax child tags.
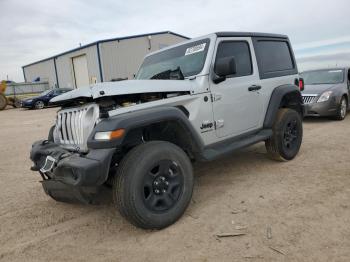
<box><xmin>213</xmin><ymin>56</ymin><xmax>237</xmax><ymax>84</ymax></box>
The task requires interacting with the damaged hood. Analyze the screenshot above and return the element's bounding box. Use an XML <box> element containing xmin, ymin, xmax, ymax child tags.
<box><xmin>50</xmin><ymin>80</ymin><xmax>194</xmax><ymax>103</ymax></box>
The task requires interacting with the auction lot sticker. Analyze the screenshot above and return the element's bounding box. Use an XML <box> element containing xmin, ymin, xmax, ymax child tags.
<box><xmin>185</xmin><ymin>43</ymin><xmax>206</xmax><ymax>56</ymax></box>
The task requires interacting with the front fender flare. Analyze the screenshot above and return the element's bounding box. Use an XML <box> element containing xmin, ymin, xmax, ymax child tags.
<box><xmin>87</xmin><ymin>106</ymin><xmax>204</xmax><ymax>153</ymax></box>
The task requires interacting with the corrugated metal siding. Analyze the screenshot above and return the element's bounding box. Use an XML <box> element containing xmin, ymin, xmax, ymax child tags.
<box><xmin>23</xmin><ymin>59</ymin><xmax>57</xmax><ymax>88</ymax></box>
<box><xmin>22</xmin><ymin>32</ymin><xmax>188</xmax><ymax>89</ymax></box>
<box><xmin>100</xmin><ymin>33</ymin><xmax>186</xmax><ymax>81</ymax></box>
<box><xmin>55</xmin><ymin>45</ymin><xmax>100</xmax><ymax>89</ymax></box>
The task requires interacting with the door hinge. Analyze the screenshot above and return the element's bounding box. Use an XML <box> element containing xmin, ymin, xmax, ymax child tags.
<box><xmin>215</xmin><ymin>119</ymin><xmax>224</xmax><ymax>129</ymax></box>
<box><xmin>211</xmin><ymin>93</ymin><xmax>222</xmax><ymax>102</ymax></box>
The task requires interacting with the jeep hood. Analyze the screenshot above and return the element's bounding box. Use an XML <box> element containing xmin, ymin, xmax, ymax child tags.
<box><xmin>50</xmin><ymin>80</ymin><xmax>194</xmax><ymax>103</ymax></box>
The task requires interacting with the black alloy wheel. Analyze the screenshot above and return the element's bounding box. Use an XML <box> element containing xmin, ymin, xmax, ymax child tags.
<box><xmin>142</xmin><ymin>159</ymin><xmax>184</xmax><ymax>212</ymax></box>
<box><xmin>283</xmin><ymin>119</ymin><xmax>299</xmax><ymax>151</ymax></box>
<box><xmin>113</xmin><ymin>141</ymin><xmax>193</xmax><ymax>229</ymax></box>
<box><xmin>265</xmin><ymin>108</ymin><xmax>303</xmax><ymax>161</ymax></box>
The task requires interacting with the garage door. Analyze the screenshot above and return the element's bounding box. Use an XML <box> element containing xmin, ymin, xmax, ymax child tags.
<box><xmin>72</xmin><ymin>55</ymin><xmax>89</xmax><ymax>88</ymax></box>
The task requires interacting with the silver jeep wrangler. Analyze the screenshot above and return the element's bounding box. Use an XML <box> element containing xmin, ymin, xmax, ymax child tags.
<box><xmin>30</xmin><ymin>32</ymin><xmax>304</xmax><ymax>229</ymax></box>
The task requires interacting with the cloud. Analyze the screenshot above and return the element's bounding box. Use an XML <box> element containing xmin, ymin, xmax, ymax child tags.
<box><xmin>297</xmin><ymin>51</ymin><xmax>350</xmax><ymax>71</ymax></box>
<box><xmin>1</xmin><ymin>0</ymin><xmax>350</xmax><ymax>81</ymax></box>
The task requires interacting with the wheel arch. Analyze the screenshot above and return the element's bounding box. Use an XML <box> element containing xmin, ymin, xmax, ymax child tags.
<box><xmin>342</xmin><ymin>93</ymin><xmax>348</xmax><ymax>103</ymax></box>
<box><xmin>88</xmin><ymin>106</ymin><xmax>204</xmax><ymax>160</ymax></box>
<box><xmin>263</xmin><ymin>84</ymin><xmax>304</xmax><ymax>128</ymax></box>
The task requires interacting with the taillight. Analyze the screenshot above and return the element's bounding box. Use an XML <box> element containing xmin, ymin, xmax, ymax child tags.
<box><xmin>299</xmin><ymin>78</ymin><xmax>304</xmax><ymax>91</ymax></box>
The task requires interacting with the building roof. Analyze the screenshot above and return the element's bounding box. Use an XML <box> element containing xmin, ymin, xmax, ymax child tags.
<box><xmin>215</xmin><ymin>32</ymin><xmax>288</xmax><ymax>39</ymax></box>
<box><xmin>23</xmin><ymin>31</ymin><xmax>190</xmax><ymax>68</ymax></box>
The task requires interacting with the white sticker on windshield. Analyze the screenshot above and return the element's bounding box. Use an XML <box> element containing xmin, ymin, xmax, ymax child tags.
<box><xmin>185</xmin><ymin>43</ymin><xmax>206</xmax><ymax>56</ymax></box>
<box><xmin>329</xmin><ymin>70</ymin><xmax>342</xmax><ymax>73</ymax></box>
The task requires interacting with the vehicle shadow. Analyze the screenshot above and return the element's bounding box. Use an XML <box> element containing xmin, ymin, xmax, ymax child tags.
<box><xmin>95</xmin><ymin>142</ymin><xmax>272</xmax><ymax>207</ymax></box>
<box><xmin>40</xmin><ymin>142</ymin><xmax>284</xmax><ymax>235</ymax></box>
<box><xmin>303</xmin><ymin>116</ymin><xmax>334</xmax><ymax>123</ymax></box>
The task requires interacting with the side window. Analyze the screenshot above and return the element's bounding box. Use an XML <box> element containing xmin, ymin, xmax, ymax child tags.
<box><xmin>215</xmin><ymin>41</ymin><xmax>252</xmax><ymax>78</ymax></box>
<box><xmin>257</xmin><ymin>41</ymin><xmax>294</xmax><ymax>72</ymax></box>
<box><xmin>253</xmin><ymin>38</ymin><xmax>297</xmax><ymax>79</ymax></box>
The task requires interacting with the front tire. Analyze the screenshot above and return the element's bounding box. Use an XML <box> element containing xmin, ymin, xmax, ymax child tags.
<box><xmin>335</xmin><ymin>96</ymin><xmax>347</xmax><ymax>120</ymax></box>
<box><xmin>113</xmin><ymin>141</ymin><xmax>194</xmax><ymax>229</ymax></box>
<box><xmin>34</xmin><ymin>100</ymin><xmax>45</xmax><ymax>109</ymax></box>
<box><xmin>265</xmin><ymin>108</ymin><xmax>303</xmax><ymax>161</ymax></box>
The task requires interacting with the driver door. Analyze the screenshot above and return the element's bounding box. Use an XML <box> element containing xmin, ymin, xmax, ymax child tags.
<box><xmin>210</xmin><ymin>37</ymin><xmax>262</xmax><ymax>138</ymax></box>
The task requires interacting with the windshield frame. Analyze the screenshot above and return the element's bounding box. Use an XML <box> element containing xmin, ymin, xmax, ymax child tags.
<box><xmin>301</xmin><ymin>69</ymin><xmax>345</xmax><ymax>85</ymax></box>
<box><xmin>136</xmin><ymin>38</ymin><xmax>211</xmax><ymax>80</ymax></box>
<box><xmin>41</xmin><ymin>90</ymin><xmax>52</xmax><ymax>96</ymax></box>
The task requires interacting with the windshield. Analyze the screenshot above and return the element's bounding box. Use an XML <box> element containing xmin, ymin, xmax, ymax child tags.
<box><xmin>41</xmin><ymin>90</ymin><xmax>52</xmax><ymax>96</ymax></box>
<box><xmin>301</xmin><ymin>69</ymin><xmax>344</xmax><ymax>85</ymax></box>
<box><xmin>136</xmin><ymin>38</ymin><xmax>210</xmax><ymax>79</ymax></box>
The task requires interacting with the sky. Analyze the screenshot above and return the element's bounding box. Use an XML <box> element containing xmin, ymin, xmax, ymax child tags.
<box><xmin>1</xmin><ymin>0</ymin><xmax>350</xmax><ymax>82</ymax></box>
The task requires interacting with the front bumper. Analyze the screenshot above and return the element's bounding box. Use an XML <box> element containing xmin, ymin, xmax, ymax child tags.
<box><xmin>30</xmin><ymin>140</ymin><xmax>115</xmax><ymax>187</ymax></box>
<box><xmin>304</xmin><ymin>98</ymin><xmax>338</xmax><ymax>117</ymax></box>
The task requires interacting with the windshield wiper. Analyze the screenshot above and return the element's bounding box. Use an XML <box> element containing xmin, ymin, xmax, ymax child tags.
<box><xmin>150</xmin><ymin>67</ymin><xmax>184</xmax><ymax>80</ymax></box>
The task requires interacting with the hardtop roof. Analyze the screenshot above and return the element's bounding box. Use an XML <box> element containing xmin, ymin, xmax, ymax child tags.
<box><xmin>301</xmin><ymin>68</ymin><xmax>348</xmax><ymax>73</ymax></box>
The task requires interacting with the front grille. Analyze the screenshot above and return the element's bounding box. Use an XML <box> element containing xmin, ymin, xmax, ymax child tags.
<box><xmin>54</xmin><ymin>104</ymin><xmax>99</xmax><ymax>152</ymax></box>
<box><xmin>302</xmin><ymin>95</ymin><xmax>318</xmax><ymax>104</ymax></box>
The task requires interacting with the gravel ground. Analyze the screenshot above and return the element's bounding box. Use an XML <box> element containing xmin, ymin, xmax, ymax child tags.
<box><xmin>0</xmin><ymin>107</ymin><xmax>350</xmax><ymax>262</ymax></box>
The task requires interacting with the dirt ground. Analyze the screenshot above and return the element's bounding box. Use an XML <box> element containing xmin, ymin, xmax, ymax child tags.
<box><xmin>0</xmin><ymin>107</ymin><xmax>350</xmax><ymax>262</ymax></box>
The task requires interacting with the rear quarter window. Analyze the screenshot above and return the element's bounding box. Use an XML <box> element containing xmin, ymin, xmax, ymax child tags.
<box><xmin>253</xmin><ymin>38</ymin><xmax>297</xmax><ymax>79</ymax></box>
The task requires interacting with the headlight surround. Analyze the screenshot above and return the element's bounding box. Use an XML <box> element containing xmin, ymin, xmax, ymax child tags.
<box><xmin>317</xmin><ymin>91</ymin><xmax>332</xmax><ymax>103</ymax></box>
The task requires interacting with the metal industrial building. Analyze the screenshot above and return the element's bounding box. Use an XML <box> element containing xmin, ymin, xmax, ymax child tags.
<box><xmin>22</xmin><ymin>31</ymin><xmax>189</xmax><ymax>89</ymax></box>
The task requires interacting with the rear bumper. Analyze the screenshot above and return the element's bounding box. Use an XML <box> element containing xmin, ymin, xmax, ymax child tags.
<box><xmin>30</xmin><ymin>140</ymin><xmax>115</xmax><ymax>187</ymax></box>
<box><xmin>304</xmin><ymin>99</ymin><xmax>337</xmax><ymax>117</ymax></box>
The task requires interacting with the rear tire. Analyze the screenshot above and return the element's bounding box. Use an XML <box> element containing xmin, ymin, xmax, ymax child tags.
<box><xmin>265</xmin><ymin>108</ymin><xmax>303</xmax><ymax>161</ymax></box>
<box><xmin>14</xmin><ymin>98</ymin><xmax>22</xmax><ymax>108</ymax></box>
<box><xmin>113</xmin><ymin>141</ymin><xmax>193</xmax><ymax>229</ymax></box>
<box><xmin>334</xmin><ymin>96</ymin><xmax>347</xmax><ymax>120</ymax></box>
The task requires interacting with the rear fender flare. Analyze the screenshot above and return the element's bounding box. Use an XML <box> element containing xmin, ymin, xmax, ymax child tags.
<box><xmin>263</xmin><ymin>84</ymin><xmax>303</xmax><ymax>128</ymax></box>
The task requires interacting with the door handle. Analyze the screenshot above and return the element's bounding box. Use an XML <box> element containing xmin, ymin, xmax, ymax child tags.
<box><xmin>248</xmin><ymin>85</ymin><xmax>262</xmax><ymax>91</ymax></box>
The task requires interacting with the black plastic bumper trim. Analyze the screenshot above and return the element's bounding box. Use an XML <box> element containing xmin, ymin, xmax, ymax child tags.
<box><xmin>30</xmin><ymin>140</ymin><xmax>115</xmax><ymax>186</ymax></box>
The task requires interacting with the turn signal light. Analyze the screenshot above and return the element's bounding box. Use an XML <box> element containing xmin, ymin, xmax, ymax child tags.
<box><xmin>94</xmin><ymin>129</ymin><xmax>125</xmax><ymax>140</ymax></box>
<box><xmin>110</xmin><ymin>129</ymin><xmax>125</xmax><ymax>139</ymax></box>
